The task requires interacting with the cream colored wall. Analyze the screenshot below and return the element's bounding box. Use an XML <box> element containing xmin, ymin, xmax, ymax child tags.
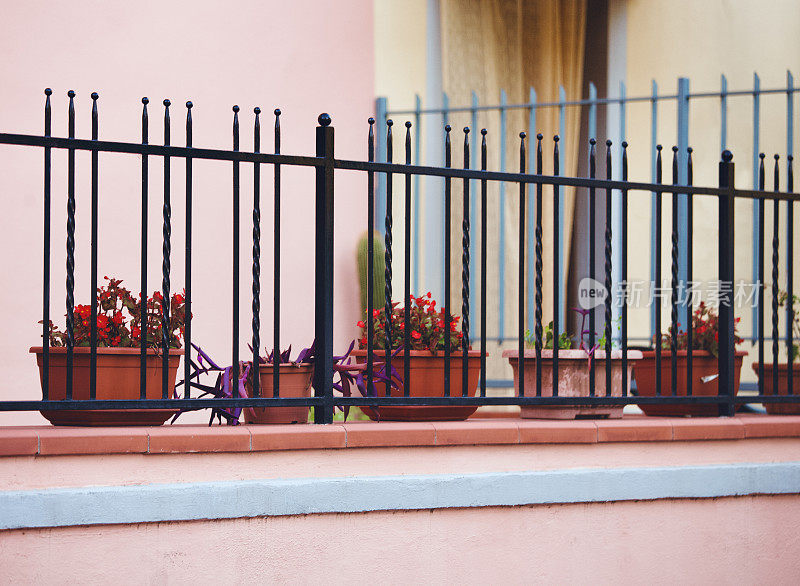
<box><xmin>621</xmin><ymin>0</ymin><xmax>800</xmax><ymax>378</ymax></box>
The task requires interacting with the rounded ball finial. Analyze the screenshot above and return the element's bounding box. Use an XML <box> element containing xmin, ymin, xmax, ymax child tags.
<box><xmin>163</xmin><ymin>99</ymin><xmax>171</xmax><ymax>107</ymax></box>
<box><xmin>142</xmin><ymin>97</ymin><xmax>149</xmax><ymax>105</ymax></box>
<box><xmin>386</xmin><ymin>118</ymin><xmax>394</xmax><ymax>127</ymax></box>
<box><xmin>536</xmin><ymin>133</ymin><xmax>543</xmax><ymax>141</ymax></box>
<box><xmin>687</xmin><ymin>147</ymin><xmax>693</xmax><ymax>154</ymax></box>
<box><xmin>445</xmin><ymin>124</ymin><xmax>451</xmax><ymax>132</ymax></box>
<box><xmin>759</xmin><ymin>152</ymin><xmax>766</xmax><ymax>160</ymax></box>
<box><xmin>232</xmin><ymin>105</ymin><xmax>240</xmax><ymax>113</ymax></box>
<box><xmin>775</xmin><ymin>153</ymin><xmax>780</xmax><ymax>160</ymax></box>
<box><xmin>589</xmin><ymin>138</ymin><xmax>596</xmax><ymax>146</ymax></box>
<box><xmin>481</xmin><ymin>128</ymin><xmax>487</xmax><ymax>136</ymax></box>
<box><xmin>44</xmin><ymin>88</ymin><xmax>52</xmax><ymax>96</ymax></box>
<box><xmin>721</xmin><ymin>150</ymin><xmax>733</xmax><ymax>162</ymax></box>
<box><xmin>274</xmin><ymin>108</ymin><xmax>281</xmax><ymax>116</ymax></box>
<box><xmin>553</xmin><ymin>135</ymin><xmax>560</xmax><ymax>143</ymax></box>
<box><xmin>406</xmin><ymin>121</ymin><xmax>412</xmax><ymax>128</ymax></box>
<box><xmin>253</xmin><ymin>106</ymin><xmax>260</xmax><ymax>115</ymax></box>
<box><xmin>464</xmin><ymin>127</ymin><xmax>470</xmax><ymax>134</ymax></box>
<box><xmin>368</xmin><ymin>117</ymin><xmax>375</xmax><ymax>125</ymax></box>
<box><xmin>318</xmin><ymin>113</ymin><xmax>331</xmax><ymax>126</ymax></box>
<box><xmin>789</xmin><ymin>155</ymin><xmax>794</xmax><ymax>162</ymax></box>
<box><xmin>91</xmin><ymin>92</ymin><xmax>99</xmax><ymax>100</ymax></box>
<box><xmin>622</xmin><ymin>141</ymin><xmax>628</xmax><ymax>148</ymax></box>
<box><xmin>67</xmin><ymin>90</ymin><xmax>76</xmax><ymax>98</ymax></box>
<box><xmin>606</xmin><ymin>139</ymin><xmax>613</xmax><ymax>147</ymax></box>
<box><xmin>519</xmin><ymin>131</ymin><xmax>526</xmax><ymax>139</ymax></box>
<box><xmin>672</xmin><ymin>145</ymin><xmax>678</xmax><ymax>152</ymax></box>
<box><xmin>186</xmin><ymin>101</ymin><xmax>194</xmax><ymax>109</ymax></box>
<box><xmin>656</xmin><ymin>144</ymin><xmax>663</xmax><ymax>151</ymax></box>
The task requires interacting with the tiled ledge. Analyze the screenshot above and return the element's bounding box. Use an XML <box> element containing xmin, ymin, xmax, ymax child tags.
<box><xmin>1</xmin><ymin>414</ymin><xmax>800</xmax><ymax>457</ymax></box>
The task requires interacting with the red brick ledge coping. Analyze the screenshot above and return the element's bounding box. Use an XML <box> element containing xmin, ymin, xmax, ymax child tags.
<box><xmin>2</xmin><ymin>414</ymin><xmax>800</xmax><ymax>457</ymax></box>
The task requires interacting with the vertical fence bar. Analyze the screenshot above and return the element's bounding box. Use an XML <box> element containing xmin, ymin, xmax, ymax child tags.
<box><xmin>535</xmin><ymin>134</ymin><xmax>544</xmax><ymax>397</ymax></box>
<box><xmin>251</xmin><ymin>107</ymin><xmax>260</xmax><ymax>397</ymax></box>
<box><xmin>588</xmin><ymin>139</ymin><xmax>597</xmax><ymax>397</ymax></box>
<box><xmin>621</xmin><ymin>141</ymin><xmax>629</xmax><ymax>396</ymax></box>
<box><xmin>686</xmin><ymin>147</ymin><xmax>694</xmax><ymax>396</ymax></box>
<box><xmin>367</xmin><ymin>118</ymin><xmax>375</xmax><ymax>396</ymax></box>
<box><xmin>185</xmin><ymin>102</ymin><xmax>193</xmax><ymax>399</ymax></box>
<box><xmin>758</xmin><ymin>153</ymin><xmax>765</xmax><ymax>394</ymax></box>
<box><xmin>463</xmin><ymin>127</ymin><xmax>472</xmax><ymax>396</ymax></box>
<box><xmin>441</xmin><ymin>92</ymin><xmax>449</xmax><ymax>298</ymax></box>
<box><xmin>384</xmin><ymin>119</ymin><xmax>394</xmax><ymax>396</ymax></box>
<box><xmin>314</xmin><ymin>113</ymin><xmax>335</xmax><ymax>424</ymax></box>
<box><xmin>413</xmin><ymin>95</ymin><xmax>421</xmax><ymax>294</ymax></box>
<box><xmin>517</xmin><ymin>132</ymin><xmax>526</xmax><ymax>397</ymax></box>
<box><xmin>162</xmin><ymin>99</ymin><xmax>172</xmax><ymax>399</ymax></box>
<box><xmin>90</xmin><ymin>93</ymin><xmax>99</xmax><ymax>400</ymax></box>
<box><xmin>553</xmin><ymin>136</ymin><xmax>561</xmax><ymax>395</ymax></box>
<box><xmin>752</xmin><ymin>73</ymin><xmax>762</xmax><ymax>337</ymax></box>
<box><xmin>671</xmin><ymin>146</ymin><xmax>679</xmax><ymax>396</ymax></box>
<box><xmin>480</xmin><ymin>129</ymin><xmax>488</xmax><ymax>396</ymax></box>
<box><xmin>788</xmin><ymin>155</ymin><xmax>795</xmax><ymax>395</ymax></box>
<box><xmin>140</xmin><ymin>98</ymin><xmax>149</xmax><ymax>399</ymax></box>
<box><xmin>405</xmin><ymin>122</ymin><xmax>412</xmax><ymax>397</ymax></box>
<box><xmin>444</xmin><ymin>124</ymin><xmax>452</xmax><ymax>396</ymax></box>
<box><xmin>231</xmin><ymin>106</ymin><xmax>240</xmax><ymax>390</ymax></box>
<box><xmin>498</xmin><ymin>90</ymin><xmax>507</xmax><ymax>342</ymax></box>
<box><xmin>773</xmin><ymin>155</ymin><xmax>781</xmax><ymax>395</ymax></box>
<box><xmin>650</xmin><ymin>81</ymin><xmax>658</xmax><ymax>340</ymax></box>
<box><xmin>42</xmin><ymin>89</ymin><xmax>52</xmax><ymax>400</ymax></box>
<box><xmin>274</xmin><ymin>109</ymin><xmax>282</xmax><ymax>396</ymax></box>
<box><xmin>655</xmin><ymin>145</ymin><xmax>663</xmax><ymax>396</ymax></box>
<box><xmin>527</xmin><ymin>88</ymin><xmax>537</xmax><ymax>337</ymax></box>
<box><xmin>66</xmin><ymin>90</ymin><xmax>76</xmax><ymax>400</ymax></box>
<box><xmin>718</xmin><ymin>150</ymin><xmax>736</xmax><ymax>417</ymax></box>
<box><xmin>604</xmin><ymin>140</ymin><xmax>613</xmax><ymax>396</ymax></box>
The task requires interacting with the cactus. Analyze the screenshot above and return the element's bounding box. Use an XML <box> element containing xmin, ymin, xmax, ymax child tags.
<box><xmin>357</xmin><ymin>231</ymin><xmax>386</xmax><ymax>315</ymax></box>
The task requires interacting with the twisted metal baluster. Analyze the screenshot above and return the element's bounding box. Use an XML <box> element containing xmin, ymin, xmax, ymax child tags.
<box><xmin>773</xmin><ymin>154</ymin><xmax>780</xmax><ymax>394</ymax></box>
<box><xmin>384</xmin><ymin>119</ymin><xmax>393</xmax><ymax>396</ymax></box>
<box><xmin>252</xmin><ymin>107</ymin><xmax>261</xmax><ymax>397</ymax></box>
<box><xmin>462</xmin><ymin>126</ymin><xmax>471</xmax><ymax>396</ymax></box>
<box><xmin>65</xmin><ymin>90</ymin><xmax>76</xmax><ymax>399</ymax></box>
<box><xmin>162</xmin><ymin>99</ymin><xmax>172</xmax><ymax>399</ymax></box>
<box><xmin>604</xmin><ymin>140</ymin><xmax>613</xmax><ymax>396</ymax></box>
<box><xmin>671</xmin><ymin>146</ymin><xmax>679</xmax><ymax>396</ymax></box>
<box><xmin>535</xmin><ymin>133</ymin><xmax>544</xmax><ymax>396</ymax></box>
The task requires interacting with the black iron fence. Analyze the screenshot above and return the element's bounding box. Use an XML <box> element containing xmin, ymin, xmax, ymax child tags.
<box><xmin>0</xmin><ymin>90</ymin><xmax>798</xmax><ymax>422</ymax></box>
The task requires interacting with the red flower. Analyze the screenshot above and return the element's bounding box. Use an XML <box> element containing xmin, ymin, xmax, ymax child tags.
<box><xmin>411</xmin><ymin>331</ymin><xmax>421</xmax><ymax>340</ymax></box>
<box><xmin>372</xmin><ymin>309</ymin><xmax>380</xmax><ymax>318</ymax></box>
<box><xmin>357</xmin><ymin>320</ymin><xmax>366</xmax><ymax>328</ymax></box>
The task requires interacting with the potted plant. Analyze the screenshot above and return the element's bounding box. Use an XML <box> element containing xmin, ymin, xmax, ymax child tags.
<box><xmin>31</xmin><ymin>276</ymin><xmax>186</xmax><ymax>426</ymax></box>
<box><xmin>751</xmin><ymin>291</ymin><xmax>800</xmax><ymax>414</ymax></box>
<box><xmin>503</xmin><ymin>310</ymin><xmax>641</xmax><ymax>419</ymax></box>
<box><xmin>352</xmin><ymin>292</ymin><xmax>483</xmax><ymax>421</ymax></box>
<box><xmin>634</xmin><ymin>301</ymin><xmax>747</xmax><ymax>416</ymax></box>
<box><xmin>175</xmin><ymin>341</ymin><xmax>396</xmax><ymax>425</ymax></box>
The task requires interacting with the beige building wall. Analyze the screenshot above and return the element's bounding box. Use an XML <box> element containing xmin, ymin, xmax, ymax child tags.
<box><xmin>620</xmin><ymin>0</ymin><xmax>800</xmax><ymax>381</ymax></box>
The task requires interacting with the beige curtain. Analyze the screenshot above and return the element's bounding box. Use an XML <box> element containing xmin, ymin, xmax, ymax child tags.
<box><xmin>440</xmin><ymin>0</ymin><xmax>586</xmax><ymax>357</ymax></box>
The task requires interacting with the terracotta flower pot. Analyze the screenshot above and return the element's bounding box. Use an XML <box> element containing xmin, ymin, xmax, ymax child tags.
<box><xmin>634</xmin><ymin>350</ymin><xmax>747</xmax><ymax>416</ymax></box>
<box><xmin>351</xmin><ymin>349</ymin><xmax>483</xmax><ymax>421</ymax></box>
<box><xmin>751</xmin><ymin>362</ymin><xmax>800</xmax><ymax>414</ymax></box>
<box><xmin>503</xmin><ymin>349</ymin><xmax>641</xmax><ymax>419</ymax></box>
<box><xmin>244</xmin><ymin>363</ymin><xmax>314</xmax><ymax>424</ymax></box>
<box><xmin>30</xmin><ymin>346</ymin><xmax>183</xmax><ymax>426</ymax></box>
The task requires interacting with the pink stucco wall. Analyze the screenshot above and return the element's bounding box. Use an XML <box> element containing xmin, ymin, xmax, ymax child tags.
<box><xmin>3</xmin><ymin>495</ymin><xmax>800</xmax><ymax>583</ymax></box>
<box><xmin>0</xmin><ymin>1</ymin><xmax>374</xmax><ymax>425</ymax></box>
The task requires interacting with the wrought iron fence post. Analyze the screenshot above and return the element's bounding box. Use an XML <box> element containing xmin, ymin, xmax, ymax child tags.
<box><xmin>718</xmin><ymin>150</ymin><xmax>736</xmax><ymax>417</ymax></box>
<box><xmin>314</xmin><ymin>114</ymin><xmax>335</xmax><ymax>424</ymax></box>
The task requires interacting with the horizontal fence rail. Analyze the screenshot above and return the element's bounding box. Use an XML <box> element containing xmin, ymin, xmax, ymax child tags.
<box><xmin>0</xmin><ymin>88</ymin><xmax>798</xmax><ymax>422</ymax></box>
